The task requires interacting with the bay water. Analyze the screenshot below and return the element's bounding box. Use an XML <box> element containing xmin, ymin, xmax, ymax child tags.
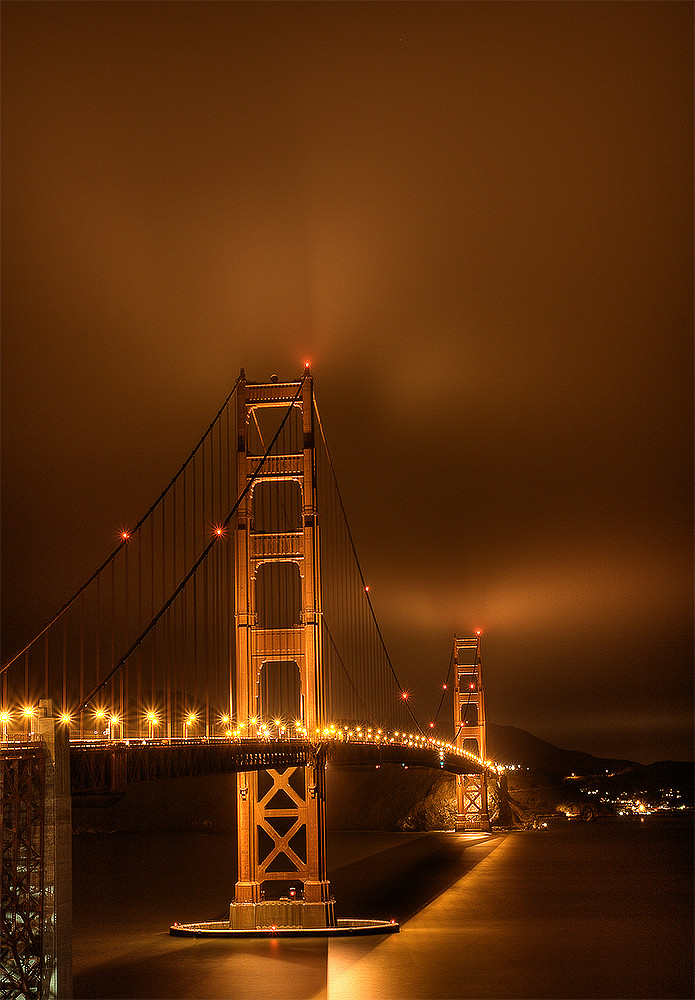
<box><xmin>72</xmin><ymin>817</ymin><xmax>693</xmax><ymax>999</ymax></box>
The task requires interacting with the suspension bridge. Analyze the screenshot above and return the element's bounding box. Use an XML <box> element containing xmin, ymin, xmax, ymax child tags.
<box><xmin>1</xmin><ymin>368</ymin><xmax>499</xmax><ymax>993</ymax></box>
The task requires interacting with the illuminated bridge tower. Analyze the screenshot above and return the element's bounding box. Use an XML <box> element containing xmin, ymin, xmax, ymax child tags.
<box><xmin>454</xmin><ymin>633</ymin><xmax>491</xmax><ymax>832</ymax></box>
<box><xmin>231</xmin><ymin>371</ymin><xmax>334</xmax><ymax>929</ymax></box>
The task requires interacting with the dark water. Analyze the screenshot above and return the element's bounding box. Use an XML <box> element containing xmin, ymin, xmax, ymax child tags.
<box><xmin>72</xmin><ymin>818</ymin><xmax>693</xmax><ymax>999</ymax></box>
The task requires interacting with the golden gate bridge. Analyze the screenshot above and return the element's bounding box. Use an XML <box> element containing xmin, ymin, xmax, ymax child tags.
<box><xmin>1</xmin><ymin>367</ymin><xmax>499</xmax><ymax>994</ymax></box>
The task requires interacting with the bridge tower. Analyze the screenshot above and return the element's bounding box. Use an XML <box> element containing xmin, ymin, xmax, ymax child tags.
<box><xmin>231</xmin><ymin>371</ymin><xmax>334</xmax><ymax>928</ymax></box>
<box><xmin>453</xmin><ymin>634</ymin><xmax>491</xmax><ymax>832</ymax></box>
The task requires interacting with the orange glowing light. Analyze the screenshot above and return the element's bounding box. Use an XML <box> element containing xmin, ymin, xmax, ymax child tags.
<box><xmin>214</xmin><ymin>525</ymin><xmax>224</xmax><ymax>537</ymax></box>
<box><xmin>121</xmin><ymin>530</ymin><xmax>130</xmax><ymax>542</ymax></box>
<box><xmin>401</xmin><ymin>690</ymin><xmax>409</xmax><ymax>701</ymax></box>
<box><xmin>476</xmin><ymin>629</ymin><xmax>481</xmax><ymax>636</ymax></box>
<box><xmin>429</xmin><ymin>721</ymin><xmax>435</xmax><ymax>728</ymax></box>
<box><xmin>442</xmin><ymin>683</ymin><xmax>447</xmax><ymax>690</ymax></box>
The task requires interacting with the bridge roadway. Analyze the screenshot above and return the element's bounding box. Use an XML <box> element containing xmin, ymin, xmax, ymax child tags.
<box><xmin>69</xmin><ymin>734</ymin><xmax>493</xmax><ymax>798</ymax></box>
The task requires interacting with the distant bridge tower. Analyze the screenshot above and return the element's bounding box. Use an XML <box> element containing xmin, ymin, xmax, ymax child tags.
<box><xmin>231</xmin><ymin>371</ymin><xmax>334</xmax><ymax>928</ymax></box>
<box><xmin>453</xmin><ymin>634</ymin><xmax>491</xmax><ymax>832</ymax></box>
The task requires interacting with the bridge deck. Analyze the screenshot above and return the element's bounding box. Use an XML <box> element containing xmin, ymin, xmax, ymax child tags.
<box><xmin>67</xmin><ymin>736</ymin><xmax>491</xmax><ymax>796</ymax></box>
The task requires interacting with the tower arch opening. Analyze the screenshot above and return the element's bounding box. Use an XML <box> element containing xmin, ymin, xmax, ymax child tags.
<box><xmin>252</xmin><ymin>480</ymin><xmax>303</xmax><ymax>534</ymax></box>
<box><xmin>255</xmin><ymin>562</ymin><xmax>302</xmax><ymax>628</ymax></box>
<box><xmin>258</xmin><ymin>660</ymin><xmax>302</xmax><ymax>725</ymax></box>
<box><xmin>247</xmin><ymin>404</ymin><xmax>303</xmax><ymax>457</ymax></box>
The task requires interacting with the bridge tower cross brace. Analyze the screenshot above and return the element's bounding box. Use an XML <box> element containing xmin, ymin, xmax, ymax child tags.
<box><xmin>232</xmin><ymin>373</ymin><xmax>334</xmax><ymax>927</ymax></box>
<box><xmin>454</xmin><ymin>634</ymin><xmax>491</xmax><ymax>832</ymax></box>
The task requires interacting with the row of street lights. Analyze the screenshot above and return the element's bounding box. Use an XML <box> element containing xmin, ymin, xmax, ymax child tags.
<box><xmin>1</xmin><ymin>705</ymin><xmax>306</xmax><ymax>741</ymax></box>
<box><xmin>0</xmin><ymin>705</ymin><xmax>215</xmax><ymax>740</ymax></box>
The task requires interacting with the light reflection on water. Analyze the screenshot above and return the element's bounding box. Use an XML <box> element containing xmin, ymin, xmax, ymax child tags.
<box><xmin>73</xmin><ymin>819</ymin><xmax>693</xmax><ymax>999</ymax></box>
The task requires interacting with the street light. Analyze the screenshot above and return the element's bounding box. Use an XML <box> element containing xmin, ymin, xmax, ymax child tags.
<box><xmin>0</xmin><ymin>709</ymin><xmax>10</xmax><ymax>739</ymax></box>
<box><xmin>184</xmin><ymin>712</ymin><xmax>197</xmax><ymax>739</ymax></box>
<box><xmin>95</xmin><ymin>708</ymin><xmax>106</xmax><ymax>738</ymax></box>
<box><xmin>109</xmin><ymin>714</ymin><xmax>120</xmax><ymax>740</ymax></box>
<box><xmin>23</xmin><ymin>705</ymin><xmax>35</xmax><ymax>737</ymax></box>
<box><xmin>146</xmin><ymin>711</ymin><xmax>160</xmax><ymax>739</ymax></box>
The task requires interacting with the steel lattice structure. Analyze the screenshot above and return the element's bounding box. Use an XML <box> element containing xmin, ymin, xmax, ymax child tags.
<box><xmin>1</xmin><ymin>743</ymin><xmax>46</xmax><ymax>999</ymax></box>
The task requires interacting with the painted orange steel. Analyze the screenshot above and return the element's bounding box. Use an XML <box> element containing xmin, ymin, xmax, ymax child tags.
<box><xmin>453</xmin><ymin>635</ymin><xmax>492</xmax><ymax>831</ymax></box>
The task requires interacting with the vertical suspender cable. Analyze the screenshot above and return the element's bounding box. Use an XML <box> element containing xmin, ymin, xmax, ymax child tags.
<box><xmin>182</xmin><ymin>467</ymin><xmax>187</xmax><ymax>716</ymax></box>
<box><xmin>150</xmin><ymin>516</ymin><xmax>155</xmax><ymax>725</ymax></box>
<box><xmin>43</xmin><ymin>629</ymin><xmax>48</xmax><ymax>701</ymax></box>
<box><xmin>79</xmin><ymin>593</ymin><xmax>84</xmax><ymax>731</ymax></box>
<box><xmin>123</xmin><ymin>544</ymin><xmax>128</xmax><ymax>734</ymax></box>
<box><xmin>24</xmin><ymin>651</ymin><xmax>28</xmax><ymax>733</ymax></box>
<box><xmin>137</xmin><ymin>528</ymin><xmax>142</xmax><ymax>733</ymax></box>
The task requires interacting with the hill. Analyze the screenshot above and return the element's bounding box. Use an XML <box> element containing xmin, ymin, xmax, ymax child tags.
<box><xmin>487</xmin><ymin>723</ymin><xmax>636</xmax><ymax>778</ymax></box>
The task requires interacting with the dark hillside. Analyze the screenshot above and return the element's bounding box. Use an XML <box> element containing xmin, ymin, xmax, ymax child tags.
<box><xmin>488</xmin><ymin>723</ymin><xmax>636</xmax><ymax>777</ymax></box>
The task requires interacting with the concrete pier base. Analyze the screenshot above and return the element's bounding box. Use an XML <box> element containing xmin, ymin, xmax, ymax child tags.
<box><xmin>229</xmin><ymin>898</ymin><xmax>335</xmax><ymax>929</ymax></box>
<box><xmin>456</xmin><ymin>814</ymin><xmax>492</xmax><ymax>833</ymax></box>
<box><xmin>171</xmin><ymin>915</ymin><xmax>398</xmax><ymax>938</ymax></box>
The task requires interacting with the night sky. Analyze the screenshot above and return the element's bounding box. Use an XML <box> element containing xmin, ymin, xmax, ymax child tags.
<box><xmin>2</xmin><ymin>2</ymin><xmax>692</xmax><ymax>763</ymax></box>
